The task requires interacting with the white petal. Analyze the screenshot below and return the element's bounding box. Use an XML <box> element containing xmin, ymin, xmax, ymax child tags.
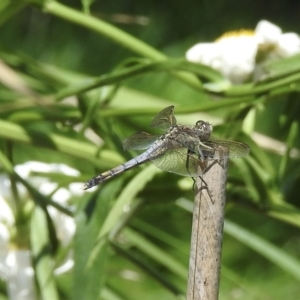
<box><xmin>186</xmin><ymin>43</ymin><xmax>221</xmax><ymax>64</ymax></box>
<box><xmin>54</xmin><ymin>257</ymin><xmax>74</xmax><ymax>275</ymax></box>
<box><xmin>186</xmin><ymin>35</ymin><xmax>258</xmax><ymax>84</ymax></box>
<box><xmin>52</xmin><ymin>187</ymin><xmax>71</xmax><ymax>203</ymax></box>
<box><xmin>69</xmin><ymin>182</ymin><xmax>85</xmax><ymax>196</ymax></box>
<box><xmin>275</xmin><ymin>33</ymin><xmax>300</xmax><ymax>57</ymax></box>
<box><xmin>48</xmin><ymin>206</ymin><xmax>76</xmax><ymax>245</ymax></box>
<box><xmin>0</xmin><ymin>224</ymin><xmax>10</xmax><ymax>275</ymax></box>
<box><xmin>0</xmin><ymin>223</ymin><xmax>9</xmax><ymax>248</ymax></box>
<box><xmin>53</xmin><ymin>164</ymin><xmax>80</xmax><ymax>176</ymax></box>
<box><xmin>15</xmin><ymin>161</ymin><xmax>49</xmax><ymax>178</ymax></box>
<box><xmin>6</xmin><ymin>250</ymin><xmax>35</xmax><ymax>300</ymax></box>
<box><xmin>39</xmin><ymin>182</ymin><xmax>57</xmax><ymax>195</ymax></box>
<box><xmin>0</xmin><ymin>175</ymin><xmax>13</xmax><ymax>198</ymax></box>
<box><xmin>255</xmin><ymin>20</ymin><xmax>282</xmax><ymax>45</ymax></box>
<box><xmin>15</xmin><ymin>161</ymin><xmax>80</xmax><ymax>179</ymax></box>
<box><xmin>216</xmin><ymin>36</ymin><xmax>258</xmax><ymax>83</ymax></box>
<box><xmin>0</xmin><ymin>196</ymin><xmax>14</xmax><ymax>225</ymax></box>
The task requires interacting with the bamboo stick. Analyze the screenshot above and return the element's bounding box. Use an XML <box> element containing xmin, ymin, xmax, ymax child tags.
<box><xmin>187</xmin><ymin>155</ymin><xmax>228</xmax><ymax>300</ymax></box>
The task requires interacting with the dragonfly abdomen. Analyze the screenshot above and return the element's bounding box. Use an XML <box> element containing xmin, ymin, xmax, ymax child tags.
<box><xmin>83</xmin><ymin>152</ymin><xmax>151</xmax><ymax>190</ymax></box>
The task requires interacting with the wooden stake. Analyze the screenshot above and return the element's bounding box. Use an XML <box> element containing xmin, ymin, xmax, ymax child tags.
<box><xmin>187</xmin><ymin>156</ymin><xmax>228</xmax><ymax>300</ymax></box>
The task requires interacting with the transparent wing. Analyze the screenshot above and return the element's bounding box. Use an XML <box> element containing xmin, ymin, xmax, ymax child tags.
<box><xmin>145</xmin><ymin>138</ymin><xmax>206</xmax><ymax>177</ymax></box>
<box><xmin>123</xmin><ymin>132</ymin><xmax>160</xmax><ymax>150</ymax></box>
<box><xmin>150</xmin><ymin>106</ymin><xmax>177</xmax><ymax>130</ymax></box>
<box><xmin>149</xmin><ymin>147</ymin><xmax>206</xmax><ymax>177</ymax></box>
<box><xmin>202</xmin><ymin>137</ymin><xmax>250</xmax><ymax>159</ymax></box>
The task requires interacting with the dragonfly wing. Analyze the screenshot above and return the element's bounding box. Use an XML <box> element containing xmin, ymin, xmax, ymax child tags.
<box><xmin>203</xmin><ymin>137</ymin><xmax>250</xmax><ymax>159</ymax></box>
<box><xmin>149</xmin><ymin>146</ymin><xmax>205</xmax><ymax>177</ymax></box>
<box><xmin>150</xmin><ymin>106</ymin><xmax>177</xmax><ymax>130</ymax></box>
<box><xmin>123</xmin><ymin>132</ymin><xmax>160</xmax><ymax>150</ymax></box>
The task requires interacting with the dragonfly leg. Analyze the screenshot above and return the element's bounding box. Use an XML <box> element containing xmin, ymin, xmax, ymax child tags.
<box><xmin>202</xmin><ymin>183</ymin><xmax>215</xmax><ymax>204</ymax></box>
<box><xmin>187</xmin><ymin>148</ymin><xmax>215</xmax><ymax>204</ymax></box>
<box><xmin>197</xmin><ymin>141</ymin><xmax>214</xmax><ymax>160</ymax></box>
<box><xmin>186</xmin><ymin>149</ymin><xmax>193</xmax><ymax>176</ymax></box>
<box><xmin>195</xmin><ymin>176</ymin><xmax>215</xmax><ymax>205</ymax></box>
<box><xmin>192</xmin><ymin>175</ymin><xmax>209</xmax><ymax>191</ymax></box>
<box><xmin>186</xmin><ymin>149</ymin><xmax>212</xmax><ymax>202</ymax></box>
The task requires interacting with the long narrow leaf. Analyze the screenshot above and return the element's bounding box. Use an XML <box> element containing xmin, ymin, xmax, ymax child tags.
<box><xmin>224</xmin><ymin>219</ymin><xmax>300</xmax><ymax>281</ymax></box>
<box><xmin>30</xmin><ymin>206</ymin><xmax>59</xmax><ymax>300</ymax></box>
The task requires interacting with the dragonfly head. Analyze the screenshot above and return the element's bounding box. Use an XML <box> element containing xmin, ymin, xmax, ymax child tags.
<box><xmin>194</xmin><ymin>120</ymin><xmax>213</xmax><ymax>140</ymax></box>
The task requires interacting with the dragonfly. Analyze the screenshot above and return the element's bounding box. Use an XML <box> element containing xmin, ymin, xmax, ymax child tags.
<box><xmin>83</xmin><ymin>106</ymin><xmax>250</xmax><ymax>190</ymax></box>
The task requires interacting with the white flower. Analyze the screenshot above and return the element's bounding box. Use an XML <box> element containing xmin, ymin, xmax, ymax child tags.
<box><xmin>0</xmin><ymin>198</ymin><xmax>35</xmax><ymax>300</ymax></box>
<box><xmin>0</xmin><ymin>161</ymin><xmax>81</xmax><ymax>299</ymax></box>
<box><xmin>255</xmin><ymin>20</ymin><xmax>300</xmax><ymax>58</ymax></box>
<box><xmin>186</xmin><ymin>20</ymin><xmax>300</xmax><ymax>84</ymax></box>
<box><xmin>6</xmin><ymin>251</ymin><xmax>34</xmax><ymax>300</ymax></box>
<box><xmin>14</xmin><ymin>161</ymin><xmax>79</xmax><ymax>247</ymax></box>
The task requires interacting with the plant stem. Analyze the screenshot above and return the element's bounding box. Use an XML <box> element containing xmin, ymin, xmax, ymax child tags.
<box><xmin>187</xmin><ymin>156</ymin><xmax>228</xmax><ymax>300</ymax></box>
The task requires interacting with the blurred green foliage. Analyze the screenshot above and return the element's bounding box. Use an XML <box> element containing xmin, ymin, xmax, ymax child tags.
<box><xmin>0</xmin><ymin>1</ymin><xmax>300</xmax><ymax>299</ymax></box>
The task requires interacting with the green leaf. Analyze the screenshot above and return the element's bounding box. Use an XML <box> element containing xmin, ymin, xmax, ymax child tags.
<box><xmin>72</xmin><ymin>181</ymin><xmax>119</xmax><ymax>300</ymax></box>
<box><xmin>224</xmin><ymin>219</ymin><xmax>300</xmax><ymax>281</ymax></box>
<box><xmin>30</xmin><ymin>206</ymin><xmax>59</xmax><ymax>300</ymax></box>
<box><xmin>123</xmin><ymin>228</ymin><xmax>187</xmax><ymax>279</ymax></box>
<box><xmin>0</xmin><ymin>118</ymin><xmax>124</xmax><ymax>169</ymax></box>
<box><xmin>88</xmin><ymin>164</ymin><xmax>160</xmax><ymax>266</ymax></box>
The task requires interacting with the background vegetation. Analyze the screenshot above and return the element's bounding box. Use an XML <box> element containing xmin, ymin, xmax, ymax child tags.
<box><xmin>0</xmin><ymin>0</ymin><xmax>300</xmax><ymax>299</ymax></box>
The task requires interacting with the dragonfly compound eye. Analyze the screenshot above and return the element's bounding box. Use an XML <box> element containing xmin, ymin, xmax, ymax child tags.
<box><xmin>196</xmin><ymin>120</ymin><xmax>204</xmax><ymax>127</ymax></box>
<box><xmin>195</xmin><ymin>121</ymin><xmax>213</xmax><ymax>139</ymax></box>
<box><xmin>196</xmin><ymin>120</ymin><xmax>209</xmax><ymax>131</ymax></box>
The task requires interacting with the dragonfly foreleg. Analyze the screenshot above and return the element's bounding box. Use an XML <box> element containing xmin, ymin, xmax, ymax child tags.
<box><xmin>187</xmin><ymin>148</ymin><xmax>215</xmax><ymax>204</ymax></box>
<box><xmin>197</xmin><ymin>141</ymin><xmax>214</xmax><ymax>160</ymax></box>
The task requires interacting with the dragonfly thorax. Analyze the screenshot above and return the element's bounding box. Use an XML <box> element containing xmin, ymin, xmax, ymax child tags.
<box><xmin>194</xmin><ymin>120</ymin><xmax>212</xmax><ymax>140</ymax></box>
